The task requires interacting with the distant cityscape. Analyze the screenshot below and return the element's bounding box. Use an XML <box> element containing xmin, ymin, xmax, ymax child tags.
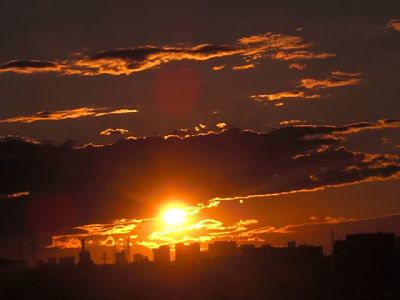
<box><xmin>1</xmin><ymin>231</ymin><xmax>399</xmax><ymax>280</ymax></box>
<box><xmin>1</xmin><ymin>231</ymin><xmax>400</xmax><ymax>299</ymax></box>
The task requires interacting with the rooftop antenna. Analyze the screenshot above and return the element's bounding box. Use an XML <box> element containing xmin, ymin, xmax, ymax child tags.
<box><xmin>126</xmin><ymin>236</ymin><xmax>131</xmax><ymax>263</ymax></box>
<box><xmin>81</xmin><ymin>239</ymin><xmax>86</xmax><ymax>252</ymax></box>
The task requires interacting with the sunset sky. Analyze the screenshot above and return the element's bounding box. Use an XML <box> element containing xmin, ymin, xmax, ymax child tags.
<box><xmin>0</xmin><ymin>1</ymin><xmax>400</xmax><ymax>262</ymax></box>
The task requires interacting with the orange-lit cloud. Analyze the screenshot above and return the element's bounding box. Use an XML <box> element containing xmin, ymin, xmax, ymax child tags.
<box><xmin>271</xmin><ymin>50</ymin><xmax>335</xmax><ymax>61</ymax></box>
<box><xmin>232</xmin><ymin>63</ymin><xmax>255</xmax><ymax>71</ymax></box>
<box><xmin>216</xmin><ymin>122</ymin><xmax>228</xmax><ymax>129</ymax></box>
<box><xmin>48</xmin><ymin>189</ymin><xmax>400</xmax><ymax>250</ymax></box>
<box><xmin>289</xmin><ymin>63</ymin><xmax>306</xmax><ymax>70</ymax></box>
<box><xmin>251</xmin><ymin>70</ymin><xmax>362</xmax><ymax>104</ymax></box>
<box><xmin>300</xmin><ymin>71</ymin><xmax>362</xmax><ymax>89</ymax></box>
<box><xmin>195</xmin><ymin>123</ymin><xmax>207</xmax><ymax>132</ymax></box>
<box><xmin>337</xmin><ymin>119</ymin><xmax>400</xmax><ymax>134</ymax></box>
<box><xmin>273</xmin><ymin>213</ymin><xmax>400</xmax><ymax>234</ymax></box>
<box><xmin>387</xmin><ymin>19</ymin><xmax>400</xmax><ymax>32</ymax></box>
<box><xmin>279</xmin><ymin>120</ymin><xmax>307</xmax><ymax>126</ymax></box>
<box><xmin>0</xmin><ymin>32</ymin><xmax>335</xmax><ymax>76</ymax></box>
<box><xmin>0</xmin><ymin>191</ymin><xmax>30</xmax><ymax>199</ymax></box>
<box><xmin>251</xmin><ymin>90</ymin><xmax>321</xmax><ymax>102</ymax></box>
<box><xmin>3</xmin><ymin>119</ymin><xmax>399</xmax><ymax>251</ymax></box>
<box><xmin>48</xmin><ymin>218</ymin><xmax>144</xmax><ymax>249</ymax></box>
<box><xmin>138</xmin><ymin>219</ymin><xmax>259</xmax><ymax>249</ymax></box>
<box><xmin>212</xmin><ymin>64</ymin><xmax>226</xmax><ymax>71</ymax></box>
<box><xmin>163</xmin><ymin>126</ymin><xmax>220</xmax><ymax>140</ymax></box>
<box><xmin>0</xmin><ymin>107</ymin><xmax>138</xmax><ymax>123</ymax></box>
<box><xmin>72</xmin><ymin>44</ymin><xmax>242</xmax><ymax>75</ymax></box>
<box><xmin>100</xmin><ymin>128</ymin><xmax>130</xmax><ymax>136</ymax></box>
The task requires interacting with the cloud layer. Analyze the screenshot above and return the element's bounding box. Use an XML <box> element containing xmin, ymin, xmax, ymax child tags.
<box><xmin>251</xmin><ymin>71</ymin><xmax>362</xmax><ymax>104</ymax></box>
<box><xmin>0</xmin><ymin>107</ymin><xmax>138</xmax><ymax>123</ymax></box>
<box><xmin>0</xmin><ymin>120</ymin><xmax>399</xmax><ymax>242</ymax></box>
<box><xmin>0</xmin><ymin>32</ymin><xmax>335</xmax><ymax>76</ymax></box>
<box><xmin>300</xmin><ymin>71</ymin><xmax>362</xmax><ymax>89</ymax></box>
<box><xmin>0</xmin><ymin>60</ymin><xmax>64</xmax><ymax>74</ymax></box>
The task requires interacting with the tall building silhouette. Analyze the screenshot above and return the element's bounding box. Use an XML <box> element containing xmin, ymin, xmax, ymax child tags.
<box><xmin>59</xmin><ymin>256</ymin><xmax>75</xmax><ymax>266</ymax></box>
<box><xmin>133</xmin><ymin>253</ymin><xmax>145</xmax><ymax>263</ymax></box>
<box><xmin>153</xmin><ymin>245</ymin><xmax>170</xmax><ymax>264</ymax></box>
<box><xmin>175</xmin><ymin>243</ymin><xmax>200</xmax><ymax>264</ymax></box>
<box><xmin>115</xmin><ymin>250</ymin><xmax>127</xmax><ymax>264</ymax></box>
<box><xmin>334</xmin><ymin>232</ymin><xmax>396</xmax><ymax>278</ymax></box>
<box><xmin>208</xmin><ymin>241</ymin><xmax>238</xmax><ymax>258</ymax></box>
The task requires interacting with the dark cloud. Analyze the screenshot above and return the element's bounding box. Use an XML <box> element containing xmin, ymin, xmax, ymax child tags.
<box><xmin>0</xmin><ymin>121</ymin><xmax>399</xmax><ymax>239</ymax></box>
<box><xmin>0</xmin><ymin>60</ymin><xmax>63</xmax><ymax>74</ymax></box>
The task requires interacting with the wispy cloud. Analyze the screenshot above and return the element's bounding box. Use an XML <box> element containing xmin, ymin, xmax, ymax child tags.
<box><xmin>251</xmin><ymin>90</ymin><xmax>321</xmax><ymax>102</ymax></box>
<box><xmin>232</xmin><ymin>63</ymin><xmax>255</xmax><ymax>71</ymax></box>
<box><xmin>138</xmin><ymin>219</ymin><xmax>259</xmax><ymax>249</ymax></box>
<box><xmin>211</xmin><ymin>64</ymin><xmax>226</xmax><ymax>71</ymax></box>
<box><xmin>0</xmin><ymin>107</ymin><xmax>138</xmax><ymax>124</ymax></box>
<box><xmin>0</xmin><ymin>32</ymin><xmax>335</xmax><ymax>76</ymax></box>
<box><xmin>100</xmin><ymin>128</ymin><xmax>130</xmax><ymax>136</ymax></box>
<box><xmin>289</xmin><ymin>63</ymin><xmax>306</xmax><ymax>70</ymax></box>
<box><xmin>48</xmin><ymin>218</ymin><xmax>144</xmax><ymax>249</ymax></box>
<box><xmin>300</xmin><ymin>71</ymin><xmax>362</xmax><ymax>89</ymax></box>
<box><xmin>272</xmin><ymin>213</ymin><xmax>400</xmax><ymax>234</ymax></box>
<box><xmin>0</xmin><ymin>191</ymin><xmax>30</xmax><ymax>199</ymax></box>
<box><xmin>271</xmin><ymin>50</ymin><xmax>335</xmax><ymax>61</ymax></box>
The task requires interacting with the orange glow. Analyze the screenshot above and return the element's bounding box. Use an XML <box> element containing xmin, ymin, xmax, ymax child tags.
<box><xmin>163</xmin><ymin>207</ymin><xmax>187</xmax><ymax>225</ymax></box>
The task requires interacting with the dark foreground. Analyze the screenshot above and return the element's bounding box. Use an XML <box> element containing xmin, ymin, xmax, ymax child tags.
<box><xmin>1</xmin><ymin>262</ymin><xmax>399</xmax><ymax>300</ymax></box>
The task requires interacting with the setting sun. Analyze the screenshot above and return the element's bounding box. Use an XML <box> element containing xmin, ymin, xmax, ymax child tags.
<box><xmin>163</xmin><ymin>207</ymin><xmax>186</xmax><ymax>225</ymax></box>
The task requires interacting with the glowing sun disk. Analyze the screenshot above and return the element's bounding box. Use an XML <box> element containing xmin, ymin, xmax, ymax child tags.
<box><xmin>163</xmin><ymin>208</ymin><xmax>186</xmax><ymax>225</ymax></box>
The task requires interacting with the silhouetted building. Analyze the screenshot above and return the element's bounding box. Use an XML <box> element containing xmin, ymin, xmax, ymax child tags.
<box><xmin>133</xmin><ymin>253</ymin><xmax>145</xmax><ymax>263</ymax></box>
<box><xmin>239</xmin><ymin>244</ymin><xmax>256</xmax><ymax>253</ymax></box>
<box><xmin>59</xmin><ymin>256</ymin><xmax>75</xmax><ymax>266</ymax></box>
<box><xmin>263</xmin><ymin>242</ymin><xmax>324</xmax><ymax>269</ymax></box>
<box><xmin>36</xmin><ymin>259</ymin><xmax>45</xmax><ymax>267</ymax></box>
<box><xmin>47</xmin><ymin>257</ymin><xmax>57</xmax><ymax>266</ymax></box>
<box><xmin>175</xmin><ymin>243</ymin><xmax>200</xmax><ymax>264</ymax></box>
<box><xmin>334</xmin><ymin>232</ymin><xmax>396</xmax><ymax>278</ymax></box>
<box><xmin>153</xmin><ymin>245</ymin><xmax>170</xmax><ymax>264</ymax></box>
<box><xmin>30</xmin><ymin>241</ymin><xmax>37</xmax><ymax>265</ymax></box>
<box><xmin>208</xmin><ymin>241</ymin><xmax>238</xmax><ymax>258</ymax></box>
<box><xmin>78</xmin><ymin>239</ymin><xmax>93</xmax><ymax>266</ymax></box>
<box><xmin>287</xmin><ymin>240</ymin><xmax>296</xmax><ymax>248</ymax></box>
<box><xmin>240</xmin><ymin>244</ymin><xmax>265</xmax><ymax>261</ymax></box>
<box><xmin>0</xmin><ymin>257</ymin><xmax>29</xmax><ymax>269</ymax></box>
<box><xmin>125</xmin><ymin>237</ymin><xmax>132</xmax><ymax>263</ymax></box>
<box><xmin>115</xmin><ymin>251</ymin><xmax>127</xmax><ymax>264</ymax></box>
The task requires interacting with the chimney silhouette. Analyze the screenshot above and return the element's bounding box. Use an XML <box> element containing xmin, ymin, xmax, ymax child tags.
<box><xmin>81</xmin><ymin>239</ymin><xmax>86</xmax><ymax>252</ymax></box>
